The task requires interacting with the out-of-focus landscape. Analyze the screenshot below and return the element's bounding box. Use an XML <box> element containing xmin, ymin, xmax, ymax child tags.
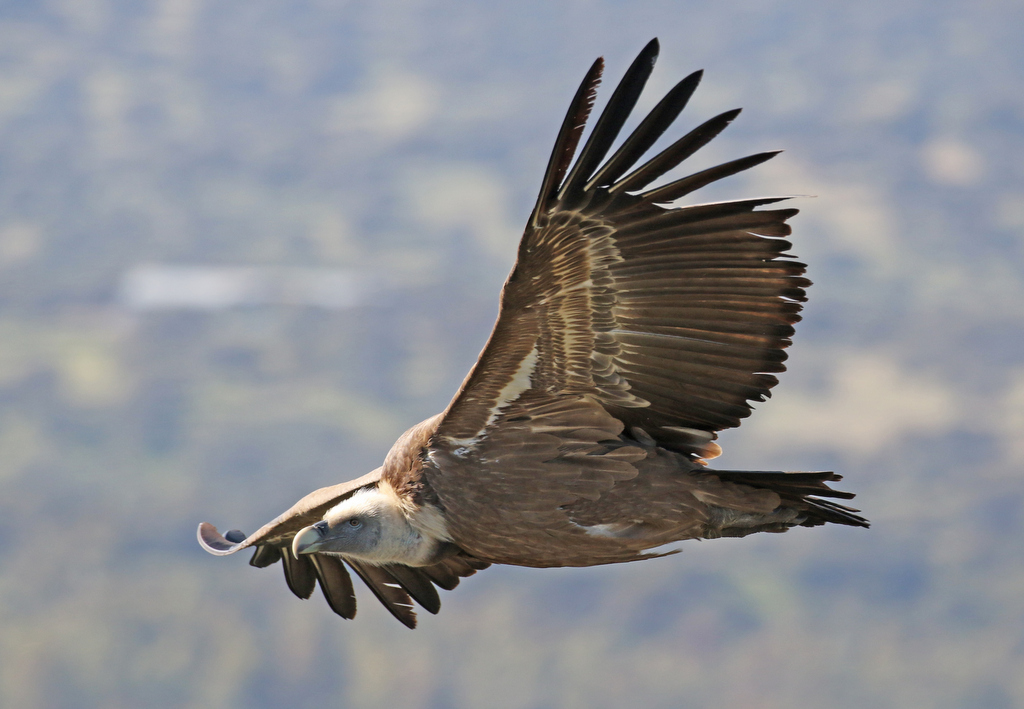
<box><xmin>1</xmin><ymin>1</ymin><xmax>1022</xmax><ymax>707</ymax></box>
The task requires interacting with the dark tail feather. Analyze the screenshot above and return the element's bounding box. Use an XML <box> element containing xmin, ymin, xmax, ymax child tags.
<box><xmin>714</xmin><ymin>469</ymin><xmax>870</xmax><ymax>528</ymax></box>
<box><xmin>799</xmin><ymin>496</ymin><xmax>870</xmax><ymax>528</ymax></box>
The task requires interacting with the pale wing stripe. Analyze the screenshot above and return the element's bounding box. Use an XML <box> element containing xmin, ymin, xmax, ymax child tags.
<box><xmin>448</xmin><ymin>346</ymin><xmax>540</xmax><ymax>446</ymax></box>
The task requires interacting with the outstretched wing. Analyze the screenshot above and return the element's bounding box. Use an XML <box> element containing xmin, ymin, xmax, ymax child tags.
<box><xmin>425</xmin><ymin>40</ymin><xmax>805</xmax><ymax>559</ymax></box>
<box><xmin>197</xmin><ymin>469</ymin><xmax>489</xmax><ymax>628</ymax></box>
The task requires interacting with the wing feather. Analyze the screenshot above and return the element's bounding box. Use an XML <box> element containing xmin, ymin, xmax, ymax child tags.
<box><xmin>345</xmin><ymin>559</ymin><xmax>419</xmax><ymax>629</ymax></box>
<box><xmin>380</xmin><ymin>564</ymin><xmax>442</xmax><ymax>615</ymax></box>
<box><xmin>558</xmin><ymin>38</ymin><xmax>660</xmax><ymax>203</ymax></box>
<box><xmin>586</xmin><ymin>69</ymin><xmax>703</xmax><ymax>191</ymax></box>
<box><xmin>430</xmin><ymin>40</ymin><xmax>807</xmax><ymax>486</ymax></box>
<box><xmin>280</xmin><ymin>548</ymin><xmax>317</xmax><ymax>599</ymax></box>
<box><xmin>310</xmin><ymin>554</ymin><xmax>357</xmax><ymax>619</ymax></box>
<box><xmin>530</xmin><ymin>58</ymin><xmax>604</xmax><ymax>227</ymax></box>
<box><xmin>640</xmin><ymin>151</ymin><xmax>783</xmax><ymax>203</ymax></box>
<box><xmin>609</xmin><ymin>108</ymin><xmax>744</xmax><ymax>194</ymax></box>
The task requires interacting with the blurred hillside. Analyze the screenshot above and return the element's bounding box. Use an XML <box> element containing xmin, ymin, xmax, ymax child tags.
<box><xmin>0</xmin><ymin>1</ymin><xmax>1022</xmax><ymax>708</ymax></box>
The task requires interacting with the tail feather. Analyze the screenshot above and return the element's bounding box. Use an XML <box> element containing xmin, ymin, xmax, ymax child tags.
<box><xmin>712</xmin><ymin>469</ymin><xmax>869</xmax><ymax>528</ymax></box>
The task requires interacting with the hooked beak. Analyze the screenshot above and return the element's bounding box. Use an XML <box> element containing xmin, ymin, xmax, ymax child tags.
<box><xmin>292</xmin><ymin>521</ymin><xmax>328</xmax><ymax>557</ymax></box>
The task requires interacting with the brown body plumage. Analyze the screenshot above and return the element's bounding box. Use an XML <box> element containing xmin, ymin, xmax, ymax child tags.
<box><xmin>198</xmin><ymin>39</ymin><xmax>867</xmax><ymax>629</ymax></box>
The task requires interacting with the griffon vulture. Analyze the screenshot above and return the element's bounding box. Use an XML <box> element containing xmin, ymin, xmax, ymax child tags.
<box><xmin>198</xmin><ymin>39</ymin><xmax>867</xmax><ymax>629</ymax></box>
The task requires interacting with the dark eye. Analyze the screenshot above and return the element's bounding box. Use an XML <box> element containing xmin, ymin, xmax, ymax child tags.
<box><xmin>348</xmin><ymin>518</ymin><xmax>361</xmax><ymax>528</ymax></box>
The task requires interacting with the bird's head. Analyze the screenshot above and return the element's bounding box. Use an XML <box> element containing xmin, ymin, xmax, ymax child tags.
<box><xmin>292</xmin><ymin>487</ymin><xmax>394</xmax><ymax>559</ymax></box>
<box><xmin>291</xmin><ymin>484</ymin><xmax>440</xmax><ymax>565</ymax></box>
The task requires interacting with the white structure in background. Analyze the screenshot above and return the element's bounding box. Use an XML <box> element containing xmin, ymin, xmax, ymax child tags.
<box><xmin>120</xmin><ymin>265</ymin><xmax>367</xmax><ymax>310</ymax></box>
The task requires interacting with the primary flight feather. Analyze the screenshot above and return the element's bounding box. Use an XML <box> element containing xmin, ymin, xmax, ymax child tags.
<box><xmin>198</xmin><ymin>39</ymin><xmax>867</xmax><ymax>629</ymax></box>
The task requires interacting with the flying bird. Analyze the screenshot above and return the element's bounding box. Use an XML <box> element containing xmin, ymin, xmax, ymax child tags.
<box><xmin>198</xmin><ymin>39</ymin><xmax>867</xmax><ymax>629</ymax></box>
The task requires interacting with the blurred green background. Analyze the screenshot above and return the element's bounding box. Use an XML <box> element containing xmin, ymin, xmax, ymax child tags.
<box><xmin>1</xmin><ymin>0</ymin><xmax>1022</xmax><ymax>707</ymax></box>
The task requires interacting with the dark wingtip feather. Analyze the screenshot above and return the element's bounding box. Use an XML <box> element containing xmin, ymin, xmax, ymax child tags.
<box><xmin>345</xmin><ymin>559</ymin><xmax>420</xmax><ymax>629</ymax></box>
<box><xmin>609</xmin><ymin>107</ymin><xmax>745</xmax><ymax>195</ymax></box>
<box><xmin>249</xmin><ymin>544</ymin><xmax>282</xmax><ymax>568</ymax></box>
<box><xmin>384</xmin><ymin>565</ymin><xmax>443</xmax><ymax>615</ymax></box>
<box><xmin>310</xmin><ymin>554</ymin><xmax>357</xmax><ymax>619</ymax></box>
<box><xmin>280</xmin><ymin>549</ymin><xmax>317</xmax><ymax>599</ymax></box>
<box><xmin>641</xmin><ymin>151</ymin><xmax>783</xmax><ymax>204</ymax></box>
<box><xmin>530</xmin><ymin>57</ymin><xmax>604</xmax><ymax>226</ymax></box>
<box><xmin>558</xmin><ymin>39</ymin><xmax>661</xmax><ymax>202</ymax></box>
<box><xmin>586</xmin><ymin>68</ymin><xmax>705</xmax><ymax>191</ymax></box>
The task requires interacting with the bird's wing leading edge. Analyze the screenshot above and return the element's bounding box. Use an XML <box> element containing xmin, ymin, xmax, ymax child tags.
<box><xmin>197</xmin><ymin>468</ymin><xmax>384</xmax><ymax>556</ymax></box>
